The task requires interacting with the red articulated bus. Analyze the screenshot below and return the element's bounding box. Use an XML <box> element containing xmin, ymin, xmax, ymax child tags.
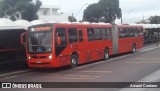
<box><xmin>26</xmin><ymin>23</ymin><xmax>143</xmax><ymax>68</ymax></box>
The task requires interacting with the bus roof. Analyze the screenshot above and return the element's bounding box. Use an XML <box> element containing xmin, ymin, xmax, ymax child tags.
<box><xmin>0</xmin><ymin>26</ymin><xmax>26</xmax><ymax>30</ymax></box>
<box><xmin>28</xmin><ymin>23</ymin><xmax>144</xmax><ymax>29</ymax></box>
<box><xmin>117</xmin><ymin>24</ymin><xmax>143</xmax><ymax>28</ymax></box>
<box><xmin>28</xmin><ymin>23</ymin><xmax>113</xmax><ymax>28</ymax></box>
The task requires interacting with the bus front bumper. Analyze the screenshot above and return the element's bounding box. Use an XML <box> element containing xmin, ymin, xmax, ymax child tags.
<box><xmin>27</xmin><ymin>59</ymin><xmax>59</xmax><ymax>68</ymax></box>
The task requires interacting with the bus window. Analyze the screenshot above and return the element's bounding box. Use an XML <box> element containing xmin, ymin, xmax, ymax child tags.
<box><xmin>101</xmin><ymin>28</ymin><xmax>107</xmax><ymax>39</ymax></box>
<box><xmin>123</xmin><ymin>28</ymin><xmax>129</xmax><ymax>37</ymax></box>
<box><xmin>68</xmin><ymin>28</ymin><xmax>78</xmax><ymax>43</ymax></box>
<box><xmin>138</xmin><ymin>28</ymin><xmax>143</xmax><ymax>36</ymax></box>
<box><xmin>133</xmin><ymin>28</ymin><xmax>138</xmax><ymax>37</ymax></box>
<box><xmin>87</xmin><ymin>28</ymin><xmax>94</xmax><ymax>41</ymax></box>
<box><xmin>129</xmin><ymin>28</ymin><xmax>134</xmax><ymax>37</ymax></box>
<box><xmin>79</xmin><ymin>30</ymin><xmax>83</xmax><ymax>42</ymax></box>
<box><xmin>119</xmin><ymin>28</ymin><xmax>124</xmax><ymax>38</ymax></box>
<box><xmin>94</xmin><ymin>28</ymin><xmax>101</xmax><ymax>40</ymax></box>
<box><xmin>107</xmin><ymin>28</ymin><xmax>112</xmax><ymax>39</ymax></box>
<box><xmin>55</xmin><ymin>28</ymin><xmax>67</xmax><ymax>46</ymax></box>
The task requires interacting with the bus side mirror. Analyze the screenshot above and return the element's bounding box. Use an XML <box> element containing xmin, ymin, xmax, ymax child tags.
<box><xmin>57</xmin><ymin>37</ymin><xmax>61</xmax><ymax>45</ymax></box>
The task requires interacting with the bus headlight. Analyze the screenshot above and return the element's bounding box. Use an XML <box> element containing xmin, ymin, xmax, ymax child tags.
<box><xmin>49</xmin><ymin>55</ymin><xmax>52</xmax><ymax>59</ymax></box>
<box><xmin>28</xmin><ymin>56</ymin><xmax>31</xmax><ymax>60</ymax></box>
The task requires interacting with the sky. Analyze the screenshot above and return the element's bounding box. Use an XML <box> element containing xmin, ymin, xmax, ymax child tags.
<box><xmin>41</xmin><ymin>0</ymin><xmax>160</xmax><ymax>24</ymax></box>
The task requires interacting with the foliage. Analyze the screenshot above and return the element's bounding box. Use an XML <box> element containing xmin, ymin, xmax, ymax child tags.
<box><xmin>83</xmin><ymin>0</ymin><xmax>121</xmax><ymax>23</ymax></box>
<box><xmin>148</xmin><ymin>16</ymin><xmax>160</xmax><ymax>24</ymax></box>
<box><xmin>68</xmin><ymin>16</ymin><xmax>77</xmax><ymax>22</ymax></box>
<box><xmin>0</xmin><ymin>0</ymin><xmax>42</xmax><ymax>21</ymax></box>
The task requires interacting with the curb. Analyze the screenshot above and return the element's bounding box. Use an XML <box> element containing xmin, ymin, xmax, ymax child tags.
<box><xmin>0</xmin><ymin>69</ymin><xmax>32</xmax><ymax>78</ymax></box>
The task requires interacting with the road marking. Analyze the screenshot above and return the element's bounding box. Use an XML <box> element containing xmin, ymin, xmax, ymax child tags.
<box><xmin>78</xmin><ymin>71</ymin><xmax>112</xmax><ymax>73</ymax></box>
<box><xmin>132</xmin><ymin>58</ymin><xmax>160</xmax><ymax>60</ymax></box>
<box><xmin>141</xmin><ymin>47</ymin><xmax>159</xmax><ymax>52</ymax></box>
<box><xmin>64</xmin><ymin>75</ymin><xmax>89</xmax><ymax>77</ymax></box>
<box><xmin>126</xmin><ymin>61</ymin><xmax>160</xmax><ymax>64</ymax></box>
<box><xmin>94</xmin><ymin>76</ymin><xmax>101</xmax><ymax>78</ymax></box>
<box><xmin>2</xmin><ymin>75</ymin><xmax>18</xmax><ymax>79</ymax></box>
<box><xmin>80</xmin><ymin>75</ymin><xmax>89</xmax><ymax>77</ymax></box>
<box><xmin>52</xmin><ymin>75</ymin><xmax>61</xmax><ymax>77</ymax></box>
<box><xmin>65</xmin><ymin>75</ymin><xmax>77</xmax><ymax>77</ymax></box>
<box><xmin>49</xmin><ymin>76</ymin><xmax>95</xmax><ymax>80</ymax></box>
<box><xmin>49</xmin><ymin>74</ymin><xmax>101</xmax><ymax>79</ymax></box>
<box><xmin>75</xmin><ymin>46</ymin><xmax>160</xmax><ymax>70</ymax></box>
<box><xmin>68</xmin><ymin>77</ymin><xmax>95</xmax><ymax>80</ymax></box>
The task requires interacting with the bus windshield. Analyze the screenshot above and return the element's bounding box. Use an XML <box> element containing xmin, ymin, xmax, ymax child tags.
<box><xmin>28</xmin><ymin>29</ymin><xmax>52</xmax><ymax>53</ymax></box>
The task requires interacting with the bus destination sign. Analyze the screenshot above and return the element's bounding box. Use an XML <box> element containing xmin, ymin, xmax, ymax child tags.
<box><xmin>30</xmin><ymin>26</ymin><xmax>51</xmax><ymax>32</ymax></box>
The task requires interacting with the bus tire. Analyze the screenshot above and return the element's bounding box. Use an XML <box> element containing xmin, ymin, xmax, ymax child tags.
<box><xmin>70</xmin><ymin>54</ymin><xmax>78</xmax><ymax>68</ymax></box>
<box><xmin>104</xmin><ymin>49</ymin><xmax>109</xmax><ymax>60</ymax></box>
<box><xmin>132</xmin><ymin>44</ymin><xmax>136</xmax><ymax>53</ymax></box>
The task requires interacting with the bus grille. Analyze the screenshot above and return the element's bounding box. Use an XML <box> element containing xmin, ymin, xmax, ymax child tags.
<box><xmin>31</xmin><ymin>56</ymin><xmax>47</xmax><ymax>59</ymax></box>
<box><xmin>31</xmin><ymin>63</ymin><xmax>50</xmax><ymax>65</ymax></box>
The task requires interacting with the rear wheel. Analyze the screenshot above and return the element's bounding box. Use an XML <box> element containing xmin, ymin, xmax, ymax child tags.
<box><xmin>104</xmin><ymin>49</ymin><xmax>109</xmax><ymax>60</ymax></box>
<box><xmin>70</xmin><ymin>55</ymin><xmax>78</xmax><ymax>68</ymax></box>
<box><xmin>132</xmin><ymin>44</ymin><xmax>136</xmax><ymax>53</ymax></box>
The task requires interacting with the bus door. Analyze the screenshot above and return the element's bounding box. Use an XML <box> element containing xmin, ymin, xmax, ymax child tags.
<box><xmin>68</xmin><ymin>28</ymin><xmax>79</xmax><ymax>52</ymax></box>
<box><xmin>55</xmin><ymin>28</ymin><xmax>70</xmax><ymax>66</ymax></box>
<box><xmin>68</xmin><ymin>28</ymin><xmax>86</xmax><ymax>64</ymax></box>
<box><xmin>77</xmin><ymin>28</ymin><xmax>86</xmax><ymax>64</ymax></box>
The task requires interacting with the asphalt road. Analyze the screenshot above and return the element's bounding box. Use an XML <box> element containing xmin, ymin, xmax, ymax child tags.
<box><xmin>0</xmin><ymin>45</ymin><xmax>160</xmax><ymax>91</ymax></box>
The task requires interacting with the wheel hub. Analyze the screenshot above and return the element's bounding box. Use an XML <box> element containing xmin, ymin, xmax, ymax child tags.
<box><xmin>72</xmin><ymin>58</ymin><xmax>76</xmax><ymax>64</ymax></box>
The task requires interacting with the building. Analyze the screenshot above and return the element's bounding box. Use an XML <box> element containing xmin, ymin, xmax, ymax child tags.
<box><xmin>37</xmin><ymin>5</ymin><xmax>68</xmax><ymax>22</ymax></box>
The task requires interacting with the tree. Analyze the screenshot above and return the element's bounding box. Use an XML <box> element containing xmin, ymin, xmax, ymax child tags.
<box><xmin>83</xmin><ymin>3</ymin><xmax>102</xmax><ymax>23</ymax></box>
<box><xmin>83</xmin><ymin>0</ymin><xmax>121</xmax><ymax>23</ymax></box>
<box><xmin>148</xmin><ymin>16</ymin><xmax>160</xmax><ymax>24</ymax></box>
<box><xmin>0</xmin><ymin>0</ymin><xmax>42</xmax><ymax>21</ymax></box>
<box><xmin>68</xmin><ymin>16</ymin><xmax>77</xmax><ymax>22</ymax></box>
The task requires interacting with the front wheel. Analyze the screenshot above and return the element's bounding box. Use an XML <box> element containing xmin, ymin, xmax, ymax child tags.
<box><xmin>104</xmin><ymin>49</ymin><xmax>109</xmax><ymax>60</ymax></box>
<box><xmin>70</xmin><ymin>55</ymin><xmax>78</xmax><ymax>68</ymax></box>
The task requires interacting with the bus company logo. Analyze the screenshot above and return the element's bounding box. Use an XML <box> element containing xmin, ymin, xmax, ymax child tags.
<box><xmin>2</xmin><ymin>83</ymin><xmax>11</xmax><ymax>88</ymax></box>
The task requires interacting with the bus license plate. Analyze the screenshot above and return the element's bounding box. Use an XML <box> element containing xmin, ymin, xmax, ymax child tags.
<box><xmin>37</xmin><ymin>61</ymin><xmax>42</xmax><ymax>64</ymax></box>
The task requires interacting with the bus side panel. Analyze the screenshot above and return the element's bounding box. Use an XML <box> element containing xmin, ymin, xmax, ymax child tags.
<box><xmin>119</xmin><ymin>37</ymin><xmax>139</xmax><ymax>53</ymax></box>
<box><xmin>78</xmin><ymin>27</ymin><xmax>113</xmax><ymax>64</ymax></box>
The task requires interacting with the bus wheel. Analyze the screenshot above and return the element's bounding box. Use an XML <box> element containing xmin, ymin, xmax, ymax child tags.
<box><xmin>104</xmin><ymin>49</ymin><xmax>109</xmax><ymax>60</ymax></box>
<box><xmin>70</xmin><ymin>55</ymin><xmax>78</xmax><ymax>68</ymax></box>
<box><xmin>132</xmin><ymin>44</ymin><xmax>136</xmax><ymax>53</ymax></box>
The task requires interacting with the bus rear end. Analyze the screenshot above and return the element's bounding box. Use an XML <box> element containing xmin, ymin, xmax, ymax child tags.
<box><xmin>27</xmin><ymin>24</ymin><xmax>59</xmax><ymax>68</ymax></box>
